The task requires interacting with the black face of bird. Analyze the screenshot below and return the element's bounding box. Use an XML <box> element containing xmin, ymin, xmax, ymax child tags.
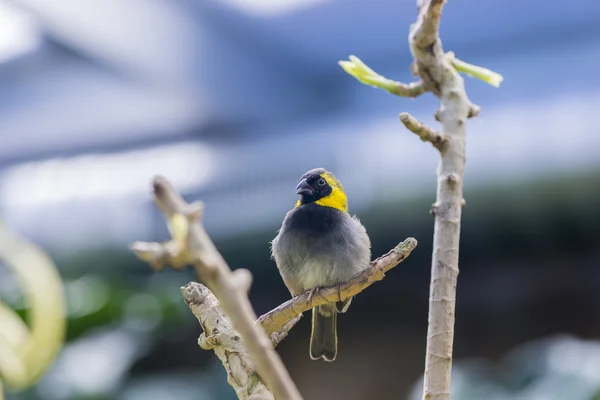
<box><xmin>296</xmin><ymin>173</ymin><xmax>332</xmax><ymax>205</ymax></box>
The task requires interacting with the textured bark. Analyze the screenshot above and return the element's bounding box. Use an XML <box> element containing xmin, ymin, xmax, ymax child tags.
<box><xmin>182</xmin><ymin>284</ymin><xmax>274</xmax><ymax>400</ymax></box>
<box><xmin>406</xmin><ymin>0</ymin><xmax>477</xmax><ymax>399</ymax></box>
<box><xmin>132</xmin><ymin>177</ymin><xmax>302</xmax><ymax>400</ymax></box>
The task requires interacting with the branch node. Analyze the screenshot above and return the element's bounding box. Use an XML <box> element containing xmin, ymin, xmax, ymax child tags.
<box><xmin>447</xmin><ymin>89</ymin><xmax>460</xmax><ymax>99</ymax></box>
<box><xmin>430</xmin><ymin>203</ymin><xmax>439</xmax><ymax>216</ymax></box>
<box><xmin>410</xmin><ymin>60</ymin><xmax>419</xmax><ymax>76</ymax></box>
<box><xmin>468</xmin><ymin>104</ymin><xmax>481</xmax><ymax>118</ymax></box>
<box><xmin>130</xmin><ymin>241</ymin><xmax>170</xmax><ymax>271</ymax></box>
<box><xmin>186</xmin><ymin>201</ymin><xmax>205</xmax><ymax>221</ymax></box>
<box><xmin>232</xmin><ymin>269</ymin><xmax>254</xmax><ymax>294</ymax></box>
<box><xmin>444</xmin><ymin>173</ymin><xmax>460</xmax><ymax>186</ymax></box>
<box><xmin>168</xmin><ymin>213</ymin><xmax>189</xmax><ymax>244</ymax></box>
<box><xmin>399</xmin><ymin>112</ymin><xmax>446</xmax><ymax>150</ymax></box>
<box><xmin>199</xmin><ymin>333</ymin><xmax>221</xmax><ymax>350</ymax></box>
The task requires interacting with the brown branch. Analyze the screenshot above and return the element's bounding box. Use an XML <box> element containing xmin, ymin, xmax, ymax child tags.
<box><xmin>405</xmin><ymin>0</ymin><xmax>474</xmax><ymax>399</ymax></box>
<box><xmin>181</xmin><ymin>283</ymin><xmax>274</xmax><ymax>400</ymax></box>
<box><xmin>131</xmin><ymin>176</ymin><xmax>302</xmax><ymax>400</ymax></box>
<box><xmin>399</xmin><ymin>112</ymin><xmax>446</xmax><ymax>150</ymax></box>
<box><xmin>257</xmin><ymin>238</ymin><xmax>418</xmax><ymax>340</ymax></box>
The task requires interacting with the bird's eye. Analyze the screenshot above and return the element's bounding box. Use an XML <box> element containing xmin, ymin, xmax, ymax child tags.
<box><xmin>318</xmin><ymin>178</ymin><xmax>326</xmax><ymax>186</ymax></box>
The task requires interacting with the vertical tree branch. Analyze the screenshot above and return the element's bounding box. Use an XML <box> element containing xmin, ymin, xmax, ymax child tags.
<box><xmin>408</xmin><ymin>1</ymin><xmax>475</xmax><ymax>399</ymax></box>
<box><xmin>341</xmin><ymin>0</ymin><xmax>501</xmax><ymax>395</ymax></box>
<box><xmin>131</xmin><ymin>177</ymin><xmax>302</xmax><ymax>400</ymax></box>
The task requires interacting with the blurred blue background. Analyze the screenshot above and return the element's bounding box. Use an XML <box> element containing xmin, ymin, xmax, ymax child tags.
<box><xmin>0</xmin><ymin>0</ymin><xmax>599</xmax><ymax>399</ymax></box>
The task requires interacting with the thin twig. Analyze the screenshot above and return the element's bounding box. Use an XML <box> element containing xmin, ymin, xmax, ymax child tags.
<box><xmin>407</xmin><ymin>0</ymin><xmax>473</xmax><ymax>399</ymax></box>
<box><xmin>131</xmin><ymin>177</ymin><xmax>302</xmax><ymax>400</ymax></box>
<box><xmin>399</xmin><ymin>112</ymin><xmax>446</xmax><ymax>150</ymax></box>
<box><xmin>389</xmin><ymin>81</ymin><xmax>428</xmax><ymax>97</ymax></box>
<box><xmin>339</xmin><ymin>55</ymin><xmax>428</xmax><ymax>97</ymax></box>
<box><xmin>257</xmin><ymin>238</ymin><xmax>418</xmax><ymax>339</ymax></box>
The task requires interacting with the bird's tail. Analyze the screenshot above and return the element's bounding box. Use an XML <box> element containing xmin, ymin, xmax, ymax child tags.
<box><xmin>310</xmin><ymin>303</ymin><xmax>337</xmax><ymax>362</ymax></box>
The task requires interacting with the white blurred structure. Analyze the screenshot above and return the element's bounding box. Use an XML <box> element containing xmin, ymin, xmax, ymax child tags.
<box><xmin>0</xmin><ymin>0</ymin><xmax>599</xmax><ymax>253</ymax></box>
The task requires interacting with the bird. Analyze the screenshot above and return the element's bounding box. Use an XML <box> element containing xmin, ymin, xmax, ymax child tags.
<box><xmin>271</xmin><ymin>168</ymin><xmax>371</xmax><ymax>362</ymax></box>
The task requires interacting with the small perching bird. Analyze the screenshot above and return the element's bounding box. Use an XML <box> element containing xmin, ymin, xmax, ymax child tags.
<box><xmin>271</xmin><ymin>168</ymin><xmax>371</xmax><ymax>361</ymax></box>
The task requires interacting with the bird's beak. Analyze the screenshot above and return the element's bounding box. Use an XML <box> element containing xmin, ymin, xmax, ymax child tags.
<box><xmin>295</xmin><ymin>179</ymin><xmax>313</xmax><ymax>195</ymax></box>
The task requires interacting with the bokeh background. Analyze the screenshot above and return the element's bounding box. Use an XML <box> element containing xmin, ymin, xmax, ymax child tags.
<box><xmin>1</xmin><ymin>0</ymin><xmax>599</xmax><ymax>399</ymax></box>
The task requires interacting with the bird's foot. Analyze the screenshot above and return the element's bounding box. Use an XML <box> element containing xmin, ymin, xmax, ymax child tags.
<box><xmin>307</xmin><ymin>287</ymin><xmax>320</xmax><ymax>303</ymax></box>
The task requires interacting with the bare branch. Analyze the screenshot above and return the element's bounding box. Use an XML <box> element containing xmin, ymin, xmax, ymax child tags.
<box><xmin>389</xmin><ymin>81</ymin><xmax>428</xmax><ymax>98</ymax></box>
<box><xmin>257</xmin><ymin>238</ymin><xmax>418</xmax><ymax>339</ymax></box>
<box><xmin>399</xmin><ymin>112</ymin><xmax>446</xmax><ymax>150</ymax></box>
<box><xmin>407</xmin><ymin>0</ymin><xmax>480</xmax><ymax>398</ymax></box>
<box><xmin>339</xmin><ymin>55</ymin><xmax>427</xmax><ymax>97</ymax></box>
<box><xmin>182</xmin><ymin>284</ymin><xmax>274</xmax><ymax>400</ymax></box>
<box><xmin>131</xmin><ymin>177</ymin><xmax>302</xmax><ymax>400</ymax></box>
